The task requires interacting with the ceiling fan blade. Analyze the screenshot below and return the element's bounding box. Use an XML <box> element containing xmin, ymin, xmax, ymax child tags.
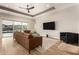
<box><xmin>19</xmin><ymin>5</ymin><xmax>34</xmax><ymax>13</ymax></box>
<box><xmin>19</xmin><ymin>7</ymin><xmax>26</xmax><ymax>9</ymax></box>
<box><xmin>29</xmin><ymin>6</ymin><xmax>34</xmax><ymax>9</ymax></box>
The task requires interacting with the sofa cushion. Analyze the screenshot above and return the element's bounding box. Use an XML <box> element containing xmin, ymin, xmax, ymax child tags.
<box><xmin>24</xmin><ymin>30</ymin><xmax>31</xmax><ymax>33</ymax></box>
<box><xmin>32</xmin><ymin>33</ymin><xmax>40</xmax><ymax>37</ymax></box>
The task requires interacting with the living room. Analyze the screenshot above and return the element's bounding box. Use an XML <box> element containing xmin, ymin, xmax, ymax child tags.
<box><xmin>0</xmin><ymin>3</ymin><xmax>79</xmax><ymax>55</ymax></box>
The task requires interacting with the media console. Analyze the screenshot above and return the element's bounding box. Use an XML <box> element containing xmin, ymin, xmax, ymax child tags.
<box><xmin>60</xmin><ymin>32</ymin><xmax>79</xmax><ymax>45</ymax></box>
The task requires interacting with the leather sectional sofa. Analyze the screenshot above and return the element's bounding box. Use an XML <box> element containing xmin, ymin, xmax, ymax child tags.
<box><xmin>13</xmin><ymin>31</ymin><xmax>42</xmax><ymax>54</ymax></box>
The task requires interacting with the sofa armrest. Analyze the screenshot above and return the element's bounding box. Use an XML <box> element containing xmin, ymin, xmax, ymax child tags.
<box><xmin>29</xmin><ymin>36</ymin><xmax>42</xmax><ymax>50</ymax></box>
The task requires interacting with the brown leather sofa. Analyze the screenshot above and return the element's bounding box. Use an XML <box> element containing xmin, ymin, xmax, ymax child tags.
<box><xmin>13</xmin><ymin>31</ymin><xmax>42</xmax><ymax>54</ymax></box>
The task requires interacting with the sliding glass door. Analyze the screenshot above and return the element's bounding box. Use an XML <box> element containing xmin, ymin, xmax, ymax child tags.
<box><xmin>2</xmin><ymin>20</ymin><xmax>13</xmax><ymax>37</ymax></box>
<box><xmin>2</xmin><ymin>20</ymin><xmax>27</xmax><ymax>37</ymax></box>
<box><xmin>13</xmin><ymin>22</ymin><xmax>22</xmax><ymax>32</ymax></box>
<box><xmin>13</xmin><ymin>22</ymin><xmax>27</xmax><ymax>31</ymax></box>
<box><xmin>22</xmin><ymin>23</ymin><xmax>27</xmax><ymax>30</ymax></box>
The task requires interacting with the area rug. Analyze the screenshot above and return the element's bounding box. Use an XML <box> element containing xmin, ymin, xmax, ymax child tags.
<box><xmin>58</xmin><ymin>42</ymin><xmax>79</xmax><ymax>54</ymax></box>
<box><xmin>36</xmin><ymin>37</ymin><xmax>60</xmax><ymax>53</ymax></box>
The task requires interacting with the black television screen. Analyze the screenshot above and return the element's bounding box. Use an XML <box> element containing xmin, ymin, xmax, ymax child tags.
<box><xmin>43</xmin><ymin>22</ymin><xmax>55</xmax><ymax>30</ymax></box>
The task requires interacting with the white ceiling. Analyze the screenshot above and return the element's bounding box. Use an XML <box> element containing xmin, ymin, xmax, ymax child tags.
<box><xmin>0</xmin><ymin>3</ymin><xmax>76</xmax><ymax>16</ymax></box>
<box><xmin>0</xmin><ymin>3</ymin><xmax>77</xmax><ymax>20</ymax></box>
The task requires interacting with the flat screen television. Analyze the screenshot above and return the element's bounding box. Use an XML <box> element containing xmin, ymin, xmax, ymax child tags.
<box><xmin>43</xmin><ymin>22</ymin><xmax>55</xmax><ymax>30</ymax></box>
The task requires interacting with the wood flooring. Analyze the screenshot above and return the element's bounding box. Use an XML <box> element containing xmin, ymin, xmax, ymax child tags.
<box><xmin>0</xmin><ymin>37</ymin><xmax>79</xmax><ymax>55</ymax></box>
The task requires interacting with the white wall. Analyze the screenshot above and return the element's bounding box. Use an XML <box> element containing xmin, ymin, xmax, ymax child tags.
<box><xmin>77</xmin><ymin>5</ymin><xmax>79</xmax><ymax>33</ymax></box>
<box><xmin>0</xmin><ymin>20</ymin><xmax>2</xmax><ymax>39</ymax></box>
<box><xmin>35</xmin><ymin>5</ymin><xmax>79</xmax><ymax>39</ymax></box>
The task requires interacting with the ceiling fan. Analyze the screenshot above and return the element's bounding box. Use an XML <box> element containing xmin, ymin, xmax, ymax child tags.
<box><xmin>19</xmin><ymin>5</ymin><xmax>34</xmax><ymax>13</ymax></box>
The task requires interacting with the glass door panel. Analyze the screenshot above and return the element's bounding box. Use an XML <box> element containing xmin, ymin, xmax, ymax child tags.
<box><xmin>22</xmin><ymin>23</ymin><xmax>27</xmax><ymax>30</ymax></box>
<box><xmin>13</xmin><ymin>22</ymin><xmax>22</xmax><ymax>32</ymax></box>
<box><xmin>2</xmin><ymin>20</ymin><xmax>13</xmax><ymax>37</ymax></box>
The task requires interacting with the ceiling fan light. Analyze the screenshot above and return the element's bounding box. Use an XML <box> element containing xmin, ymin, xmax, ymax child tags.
<box><xmin>28</xmin><ymin>10</ymin><xmax>30</xmax><ymax>13</ymax></box>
